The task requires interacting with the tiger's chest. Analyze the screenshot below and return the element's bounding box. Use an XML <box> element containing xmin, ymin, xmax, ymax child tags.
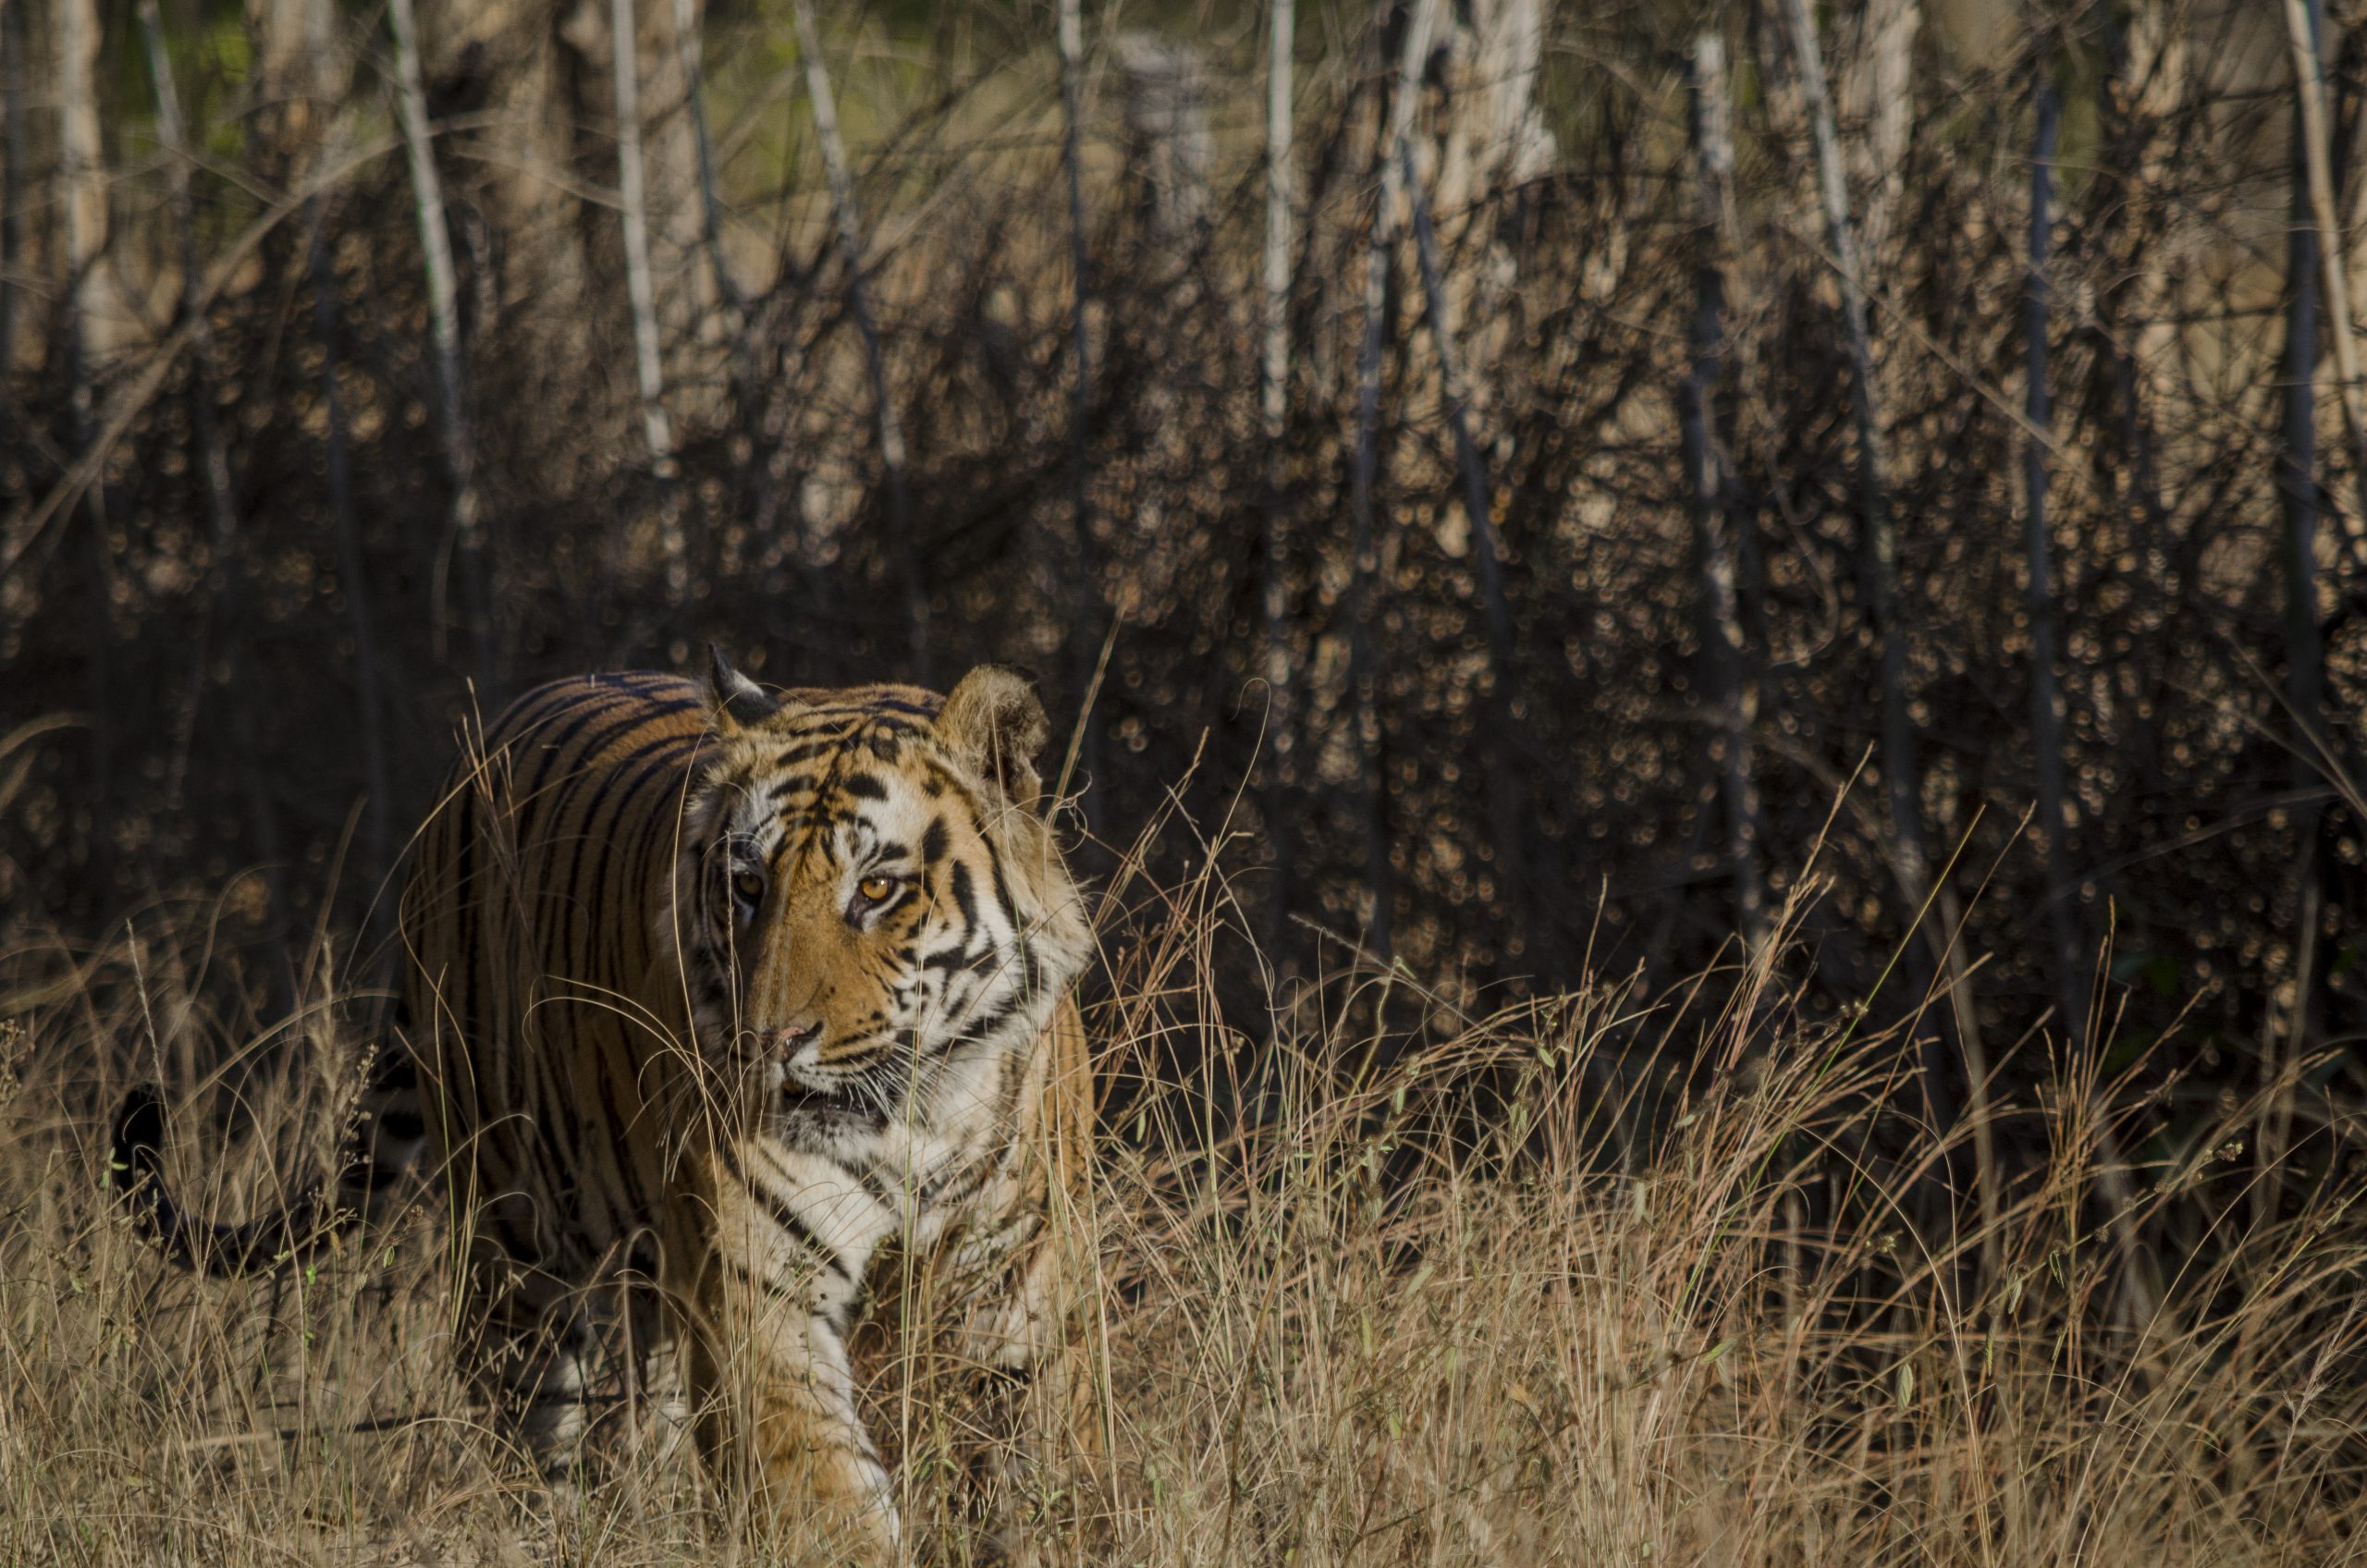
<box><xmin>711</xmin><ymin>1040</ymin><xmax>1031</xmax><ymax>1317</ymax></box>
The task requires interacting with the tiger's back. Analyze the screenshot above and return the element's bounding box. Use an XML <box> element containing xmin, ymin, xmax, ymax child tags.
<box><xmin>398</xmin><ymin>671</ymin><xmax>714</xmax><ymax>1332</ymax></box>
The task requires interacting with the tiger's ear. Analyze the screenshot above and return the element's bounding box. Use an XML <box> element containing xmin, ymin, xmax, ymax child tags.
<box><xmin>705</xmin><ymin>643</ymin><xmax>782</xmax><ymax>732</ymax></box>
<box><xmin>936</xmin><ymin>665</ymin><xmax>1051</xmax><ymax>814</ymax></box>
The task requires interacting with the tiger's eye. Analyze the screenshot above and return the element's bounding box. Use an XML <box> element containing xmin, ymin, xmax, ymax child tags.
<box><xmin>731</xmin><ymin>871</ymin><xmax>766</xmax><ymax>906</ymax></box>
<box><xmin>857</xmin><ymin>875</ymin><xmax>896</xmax><ymax>903</ymax></box>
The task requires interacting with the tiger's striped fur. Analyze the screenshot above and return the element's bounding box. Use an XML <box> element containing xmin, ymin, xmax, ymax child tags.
<box><xmin>118</xmin><ymin>658</ymin><xmax>1096</xmax><ymax>1556</ymax></box>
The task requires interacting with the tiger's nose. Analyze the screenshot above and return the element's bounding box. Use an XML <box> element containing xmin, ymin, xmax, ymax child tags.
<box><xmin>765</xmin><ymin>1018</ymin><xmax>823</xmax><ymax>1062</ymax></box>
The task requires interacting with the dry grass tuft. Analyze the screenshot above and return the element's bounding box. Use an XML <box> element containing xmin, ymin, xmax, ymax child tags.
<box><xmin>3</xmin><ymin>859</ymin><xmax>2362</xmax><ymax>1565</ymax></box>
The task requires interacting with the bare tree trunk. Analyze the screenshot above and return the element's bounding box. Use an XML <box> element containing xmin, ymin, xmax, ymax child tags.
<box><xmin>142</xmin><ymin>8</ymin><xmax>216</xmax><ymax>809</ymax></box>
<box><xmin>2097</xmin><ymin>1</ymin><xmax>2177</xmax><ymax>587</ymax></box>
<box><xmin>611</xmin><ymin>0</ymin><xmax>668</xmax><ymax>454</ymax></box>
<box><xmin>1259</xmin><ymin>0</ymin><xmax>1296</xmax><ymax>963</ymax></box>
<box><xmin>2041</xmin><ymin>30</ymin><xmax>2158</xmax><ymax>1329</ymax></box>
<box><xmin>612</xmin><ymin>0</ymin><xmax>685</xmax><ymax>604</ymax></box>
<box><xmin>141</xmin><ymin>0</ymin><xmax>248</xmax><ymax>818</ymax></box>
<box><xmin>0</xmin><ymin>0</ymin><xmax>22</xmax><ymax>382</ymax></box>
<box><xmin>671</xmin><ymin>9</ymin><xmax>763</xmax><ymax>423</ymax></box>
<box><xmin>1058</xmin><ymin>0</ymin><xmax>1098</xmax><ymax>821</ymax></box>
<box><xmin>791</xmin><ymin>0</ymin><xmax>926</xmax><ymax>683</ymax></box>
<box><xmin>58</xmin><ymin>0</ymin><xmax>105</xmax><ymax>361</ymax></box>
<box><xmin>605</xmin><ymin>0</ymin><xmax>707</xmax><ymax>399</ymax></box>
<box><xmin>2286</xmin><ymin>0</ymin><xmax>2367</xmax><ymax>561</ymax></box>
<box><xmin>2015</xmin><ymin>59</ymin><xmax>2074</xmax><ymax>1286</ymax></box>
<box><xmin>1112</xmin><ymin>33</ymin><xmax>1210</xmax><ymax>261</ymax></box>
<box><xmin>2265</xmin><ymin>0</ymin><xmax>2331</xmax><ymax>1222</ymax></box>
<box><xmin>208</xmin><ymin>0</ymin><xmax>389</xmax><ymax>880</ymax></box>
<box><xmin>1403</xmin><ymin>141</ymin><xmax>1525</xmax><ymax>962</ymax></box>
<box><xmin>407</xmin><ymin>0</ymin><xmax>589</xmax><ymax>495</ymax></box>
<box><xmin>1345</xmin><ymin>0</ymin><xmax>1440</xmax><ymax>961</ymax></box>
<box><xmin>2281</xmin><ymin>0</ymin><xmax>2331</xmax><ymax>934</ymax></box>
<box><xmin>58</xmin><ymin>0</ymin><xmax>110</xmax><ymax>825</ymax></box>
<box><xmin>244</xmin><ymin>0</ymin><xmax>347</xmax><ymax>159</ymax></box>
<box><xmin>308</xmin><ymin>211</ymin><xmax>391</xmax><ymax>883</ymax></box>
<box><xmin>1838</xmin><ymin>0</ymin><xmax>1919</xmax><ymax>263</ymax></box>
<box><xmin>386</xmin><ymin>0</ymin><xmax>488</xmax><ymax>676</ymax></box>
<box><xmin>670</xmin><ymin>0</ymin><xmax>777</xmax><ymax>557</ymax></box>
<box><xmin>2023</xmin><ymin>68</ymin><xmax>2080</xmax><ymax>1049</ymax></box>
<box><xmin>139</xmin><ymin>1</ymin><xmax>232</xmax><ymax>549</ymax></box>
<box><xmin>1779</xmin><ymin>0</ymin><xmax>1922</xmax><ymax>912</ymax></box>
<box><xmin>1683</xmin><ymin>35</ymin><xmax>1765</xmax><ymax>958</ymax></box>
<box><xmin>1779</xmin><ymin>0</ymin><xmax>1962</xmax><ymax>1137</ymax></box>
<box><xmin>1428</xmin><ymin>0</ymin><xmax>1552</xmax><ymax>392</ymax></box>
<box><xmin>673</xmin><ymin>0</ymin><xmax>745</xmax><ymax>355</ymax></box>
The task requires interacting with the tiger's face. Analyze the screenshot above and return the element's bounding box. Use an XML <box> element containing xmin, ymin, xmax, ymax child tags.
<box><xmin>666</xmin><ymin>660</ymin><xmax>1089</xmax><ymax>1135</ymax></box>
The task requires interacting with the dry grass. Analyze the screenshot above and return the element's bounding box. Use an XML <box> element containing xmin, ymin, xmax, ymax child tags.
<box><xmin>3</xmin><ymin>848</ymin><xmax>2364</xmax><ymax>1566</ymax></box>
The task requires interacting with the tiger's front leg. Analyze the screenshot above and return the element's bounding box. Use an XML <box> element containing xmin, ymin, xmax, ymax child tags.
<box><xmin>951</xmin><ymin>1217</ymin><xmax>1104</xmax><ymax>1562</ymax></box>
<box><xmin>939</xmin><ymin>1004</ymin><xmax>1103</xmax><ymax>1561</ymax></box>
<box><xmin>674</xmin><ymin>1143</ymin><xmax>901</xmax><ymax>1562</ymax></box>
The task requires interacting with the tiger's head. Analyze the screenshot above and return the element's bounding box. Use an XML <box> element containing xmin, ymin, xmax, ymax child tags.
<box><xmin>664</xmin><ymin>651</ymin><xmax>1091</xmax><ymax>1134</ymax></box>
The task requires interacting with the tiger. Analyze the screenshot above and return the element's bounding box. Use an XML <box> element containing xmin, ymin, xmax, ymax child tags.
<box><xmin>112</xmin><ymin>655</ymin><xmax>1098</xmax><ymax>1559</ymax></box>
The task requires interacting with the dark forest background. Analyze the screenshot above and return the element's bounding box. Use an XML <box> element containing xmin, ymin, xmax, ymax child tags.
<box><xmin>2</xmin><ymin>0</ymin><xmax>2363</xmax><ymax>1211</ymax></box>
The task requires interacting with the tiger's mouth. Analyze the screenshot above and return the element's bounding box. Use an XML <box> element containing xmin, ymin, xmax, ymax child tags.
<box><xmin>730</xmin><ymin>1025</ymin><xmax>915</xmax><ymax>1128</ymax></box>
<box><xmin>779</xmin><ymin>1075</ymin><xmax>864</xmax><ymax>1110</ymax></box>
<box><xmin>770</xmin><ymin>1054</ymin><xmax>903</xmax><ymax>1124</ymax></box>
<box><xmin>770</xmin><ymin>1081</ymin><xmax>895</xmax><ymax>1140</ymax></box>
